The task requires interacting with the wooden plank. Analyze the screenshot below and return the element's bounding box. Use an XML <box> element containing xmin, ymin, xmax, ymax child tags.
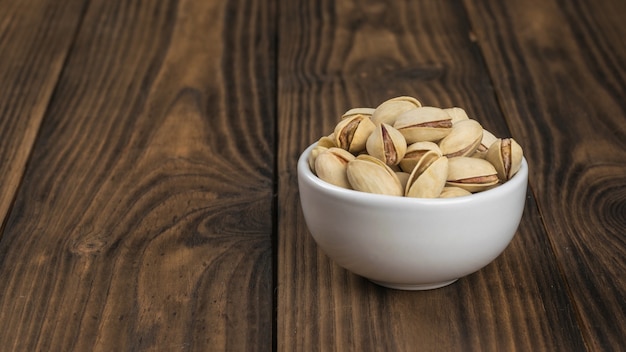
<box><xmin>277</xmin><ymin>0</ymin><xmax>585</xmax><ymax>350</ymax></box>
<box><xmin>0</xmin><ymin>0</ymin><xmax>275</xmax><ymax>350</ymax></box>
<box><xmin>464</xmin><ymin>0</ymin><xmax>626</xmax><ymax>350</ymax></box>
<box><xmin>0</xmin><ymin>0</ymin><xmax>86</xmax><ymax>232</ymax></box>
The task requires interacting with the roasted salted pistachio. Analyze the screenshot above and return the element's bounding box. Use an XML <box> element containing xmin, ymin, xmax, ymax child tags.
<box><xmin>346</xmin><ymin>154</ymin><xmax>404</xmax><ymax>196</ymax></box>
<box><xmin>310</xmin><ymin>97</ymin><xmax>524</xmax><ymax>198</ymax></box>
<box><xmin>405</xmin><ymin>151</ymin><xmax>449</xmax><ymax>198</ymax></box>
<box><xmin>394</xmin><ymin>107</ymin><xmax>453</xmax><ymax>143</ymax></box>
<box><xmin>371</xmin><ymin>96</ymin><xmax>422</xmax><ymax>126</ymax></box>
<box><xmin>308</xmin><ymin>145</ymin><xmax>328</xmax><ymax>172</ymax></box>
<box><xmin>446</xmin><ymin>157</ymin><xmax>499</xmax><ymax>193</ymax></box>
<box><xmin>308</xmin><ymin>134</ymin><xmax>338</xmax><ymax>171</ymax></box>
<box><xmin>399</xmin><ymin>141</ymin><xmax>442</xmax><ymax>173</ymax></box>
<box><xmin>334</xmin><ymin>113</ymin><xmax>376</xmax><ymax>153</ymax></box>
<box><xmin>317</xmin><ymin>134</ymin><xmax>337</xmax><ymax>148</ymax></box>
<box><xmin>443</xmin><ymin>107</ymin><xmax>470</xmax><ymax>124</ymax></box>
<box><xmin>314</xmin><ymin>147</ymin><xmax>355</xmax><ymax>189</ymax></box>
<box><xmin>486</xmin><ymin>137</ymin><xmax>523</xmax><ymax>181</ymax></box>
<box><xmin>366</xmin><ymin>123</ymin><xmax>407</xmax><ymax>166</ymax></box>
<box><xmin>438</xmin><ymin>119</ymin><xmax>483</xmax><ymax>157</ymax></box>
<box><xmin>342</xmin><ymin>107</ymin><xmax>375</xmax><ymax>120</ymax></box>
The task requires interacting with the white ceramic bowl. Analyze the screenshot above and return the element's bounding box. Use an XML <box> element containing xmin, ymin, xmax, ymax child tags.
<box><xmin>297</xmin><ymin>143</ymin><xmax>528</xmax><ymax>290</ymax></box>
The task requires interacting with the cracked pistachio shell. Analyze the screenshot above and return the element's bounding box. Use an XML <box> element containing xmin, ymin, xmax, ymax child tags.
<box><xmin>471</xmin><ymin>129</ymin><xmax>498</xmax><ymax>159</ymax></box>
<box><xmin>399</xmin><ymin>141</ymin><xmax>442</xmax><ymax>173</ymax></box>
<box><xmin>446</xmin><ymin>156</ymin><xmax>499</xmax><ymax>193</ymax></box>
<box><xmin>366</xmin><ymin>123</ymin><xmax>407</xmax><ymax>166</ymax></box>
<box><xmin>334</xmin><ymin>114</ymin><xmax>376</xmax><ymax>153</ymax></box>
<box><xmin>439</xmin><ymin>186</ymin><xmax>472</xmax><ymax>198</ymax></box>
<box><xmin>486</xmin><ymin>138</ymin><xmax>523</xmax><ymax>181</ymax></box>
<box><xmin>394</xmin><ymin>106</ymin><xmax>453</xmax><ymax>143</ymax></box>
<box><xmin>342</xmin><ymin>107</ymin><xmax>375</xmax><ymax>120</ymax></box>
<box><xmin>438</xmin><ymin>119</ymin><xmax>483</xmax><ymax>157</ymax></box>
<box><xmin>314</xmin><ymin>147</ymin><xmax>355</xmax><ymax>189</ymax></box>
<box><xmin>371</xmin><ymin>96</ymin><xmax>422</xmax><ymax>126</ymax></box>
<box><xmin>443</xmin><ymin>107</ymin><xmax>470</xmax><ymax>124</ymax></box>
<box><xmin>405</xmin><ymin>151</ymin><xmax>449</xmax><ymax>198</ymax></box>
<box><xmin>346</xmin><ymin>154</ymin><xmax>404</xmax><ymax>196</ymax></box>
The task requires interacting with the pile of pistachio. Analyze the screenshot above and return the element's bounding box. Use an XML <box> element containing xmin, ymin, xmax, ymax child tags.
<box><xmin>308</xmin><ymin>96</ymin><xmax>524</xmax><ymax>198</ymax></box>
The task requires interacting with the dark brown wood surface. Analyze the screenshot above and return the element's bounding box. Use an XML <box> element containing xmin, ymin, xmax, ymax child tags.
<box><xmin>0</xmin><ymin>0</ymin><xmax>275</xmax><ymax>350</ymax></box>
<box><xmin>0</xmin><ymin>0</ymin><xmax>624</xmax><ymax>351</ymax></box>
<box><xmin>465</xmin><ymin>1</ymin><xmax>626</xmax><ymax>350</ymax></box>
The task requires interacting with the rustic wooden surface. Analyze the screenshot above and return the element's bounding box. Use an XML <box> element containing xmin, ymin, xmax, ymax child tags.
<box><xmin>1</xmin><ymin>0</ymin><xmax>624</xmax><ymax>351</ymax></box>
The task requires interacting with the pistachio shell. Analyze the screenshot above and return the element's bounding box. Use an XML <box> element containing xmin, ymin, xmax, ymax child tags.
<box><xmin>314</xmin><ymin>147</ymin><xmax>355</xmax><ymax>189</ymax></box>
<box><xmin>446</xmin><ymin>156</ymin><xmax>499</xmax><ymax>193</ymax></box>
<box><xmin>471</xmin><ymin>129</ymin><xmax>498</xmax><ymax>159</ymax></box>
<box><xmin>438</xmin><ymin>119</ymin><xmax>483</xmax><ymax>157</ymax></box>
<box><xmin>443</xmin><ymin>107</ymin><xmax>470</xmax><ymax>124</ymax></box>
<box><xmin>342</xmin><ymin>107</ymin><xmax>375</xmax><ymax>120</ymax></box>
<box><xmin>394</xmin><ymin>107</ymin><xmax>453</xmax><ymax>143</ymax></box>
<box><xmin>334</xmin><ymin>114</ymin><xmax>376</xmax><ymax>153</ymax></box>
<box><xmin>439</xmin><ymin>186</ymin><xmax>472</xmax><ymax>198</ymax></box>
<box><xmin>308</xmin><ymin>145</ymin><xmax>328</xmax><ymax>173</ymax></box>
<box><xmin>405</xmin><ymin>151</ymin><xmax>449</xmax><ymax>198</ymax></box>
<box><xmin>398</xmin><ymin>141</ymin><xmax>442</xmax><ymax>173</ymax></box>
<box><xmin>486</xmin><ymin>138</ymin><xmax>523</xmax><ymax>181</ymax></box>
<box><xmin>317</xmin><ymin>134</ymin><xmax>337</xmax><ymax>148</ymax></box>
<box><xmin>366</xmin><ymin>123</ymin><xmax>407</xmax><ymax>166</ymax></box>
<box><xmin>346</xmin><ymin>154</ymin><xmax>404</xmax><ymax>196</ymax></box>
<box><xmin>371</xmin><ymin>96</ymin><xmax>422</xmax><ymax>126</ymax></box>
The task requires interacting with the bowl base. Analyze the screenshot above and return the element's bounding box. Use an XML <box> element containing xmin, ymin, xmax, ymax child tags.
<box><xmin>370</xmin><ymin>278</ymin><xmax>458</xmax><ymax>290</ymax></box>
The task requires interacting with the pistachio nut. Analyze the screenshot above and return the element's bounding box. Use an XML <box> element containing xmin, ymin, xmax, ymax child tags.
<box><xmin>314</xmin><ymin>147</ymin><xmax>355</xmax><ymax>189</ymax></box>
<box><xmin>446</xmin><ymin>156</ymin><xmax>499</xmax><ymax>193</ymax></box>
<box><xmin>486</xmin><ymin>137</ymin><xmax>523</xmax><ymax>181</ymax></box>
<box><xmin>308</xmin><ymin>144</ymin><xmax>328</xmax><ymax>173</ymax></box>
<box><xmin>405</xmin><ymin>151</ymin><xmax>449</xmax><ymax>198</ymax></box>
<box><xmin>471</xmin><ymin>129</ymin><xmax>498</xmax><ymax>159</ymax></box>
<box><xmin>342</xmin><ymin>107</ymin><xmax>375</xmax><ymax>120</ymax></box>
<box><xmin>308</xmin><ymin>134</ymin><xmax>338</xmax><ymax>171</ymax></box>
<box><xmin>399</xmin><ymin>141</ymin><xmax>442</xmax><ymax>173</ymax></box>
<box><xmin>443</xmin><ymin>107</ymin><xmax>470</xmax><ymax>124</ymax></box>
<box><xmin>346</xmin><ymin>154</ymin><xmax>404</xmax><ymax>196</ymax></box>
<box><xmin>439</xmin><ymin>186</ymin><xmax>472</xmax><ymax>198</ymax></box>
<box><xmin>371</xmin><ymin>96</ymin><xmax>422</xmax><ymax>126</ymax></box>
<box><xmin>438</xmin><ymin>119</ymin><xmax>483</xmax><ymax>157</ymax></box>
<box><xmin>317</xmin><ymin>134</ymin><xmax>337</xmax><ymax>148</ymax></box>
<box><xmin>394</xmin><ymin>106</ymin><xmax>453</xmax><ymax>143</ymax></box>
<box><xmin>366</xmin><ymin>123</ymin><xmax>407</xmax><ymax>166</ymax></box>
<box><xmin>334</xmin><ymin>113</ymin><xmax>376</xmax><ymax>153</ymax></box>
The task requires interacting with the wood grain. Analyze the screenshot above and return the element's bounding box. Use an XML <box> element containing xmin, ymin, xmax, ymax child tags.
<box><xmin>464</xmin><ymin>0</ymin><xmax>626</xmax><ymax>349</ymax></box>
<box><xmin>277</xmin><ymin>0</ymin><xmax>585</xmax><ymax>350</ymax></box>
<box><xmin>1</xmin><ymin>0</ymin><xmax>623</xmax><ymax>350</ymax></box>
<box><xmin>0</xmin><ymin>0</ymin><xmax>275</xmax><ymax>350</ymax></box>
<box><xmin>0</xmin><ymin>0</ymin><xmax>86</xmax><ymax>232</ymax></box>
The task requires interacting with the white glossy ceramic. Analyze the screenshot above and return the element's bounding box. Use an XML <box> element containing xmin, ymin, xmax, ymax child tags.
<box><xmin>297</xmin><ymin>143</ymin><xmax>528</xmax><ymax>290</ymax></box>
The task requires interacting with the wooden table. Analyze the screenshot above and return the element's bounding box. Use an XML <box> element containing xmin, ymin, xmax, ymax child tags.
<box><xmin>1</xmin><ymin>0</ymin><xmax>624</xmax><ymax>350</ymax></box>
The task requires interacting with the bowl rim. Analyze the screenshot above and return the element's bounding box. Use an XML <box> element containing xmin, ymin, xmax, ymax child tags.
<box><xmin>298</xmin><ymin>142</ymin><xmax>528</xmax><ymax>206</ymax></box>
